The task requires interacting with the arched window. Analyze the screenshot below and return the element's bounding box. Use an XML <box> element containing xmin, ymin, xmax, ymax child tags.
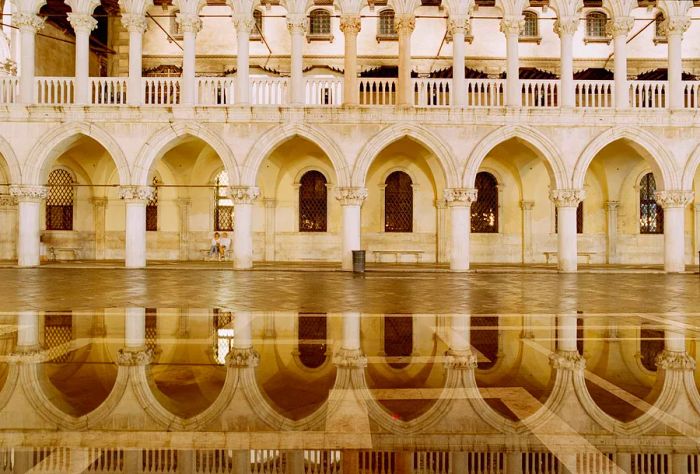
<box><xmin>471</xmin><ymin>316</ymin><xmax>498</xmax><ymax>370</ymax></box>
<box><xmin>472</xmin><ymin>172</ymin><xmax>498</xmax><ymax>233</ymax></box>
<box><xmin>378</xmin><ymin>9</ymin><xmax>396</xmax><ymax>38</ymax></box>
<box><xmin>640</xmin><ymin>173</ymin><xmax>663</xmax><ymax>234</ymax></box>
<box><xmin>251</xmin><ymin>9</ymin><xmax>263</xmax><ymax>38</ymax></box>
<box><xmin>214</xmin><ymin>170</ymin><xmax>233</xmax><ymax>231</ymax></box>
<box><xmin>585</xmin><ymin>11</ymin><xmax>607</xmax><ymax>39</ymax></box>
<box><xmin>146</xmin><ymin>176</ymin><xmax>158</xmax><ymax>232</ymax></box>
<box><xmin>640</xmin><ymin>327</ymin><xmax>664</xmax><ymax>372</ymax></box>
<box><xmin>298</xmin><ymin>313</ymin><xmax>327</xmax><ymax>369</ymax></box>
<box><xmin>299</xmin><ymin>171</ymin><xmax>327</xmax><ymax>232</ymax></box>
<box><xmin>384</xmin><ymin>315</ymin><xmax>412</xmax><ymax>369</ymax></box>
<box><xmin>655</xmin><ymin>12</ymin><xmax>666</xmax><ymax>40</ymax></box>
<box><xmin>384</xmin><ymin>171</ymin><xmax>413</xmax><ymax>232</ymax></box>
<box><xmin>46</xmin><ymin>169</ymin><xmax>74</xmax><ymax>231</ymax></box>
<box><xmin>521</xmin><ymin>11</ymin><xmax>539</xmax><ymax>38</ymax></box>
<box><xmin>309</xmin><ymin>9</ymin><xmax>331</xmax><ymax>36</ymax></box>
<box><xmin>212</xmin><ymin>309</ymin><xmax>234</xmax><ymax>365</ymax></box>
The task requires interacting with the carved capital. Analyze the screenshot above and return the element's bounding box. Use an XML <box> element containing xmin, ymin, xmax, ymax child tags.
<box><xmin>500</xmin><ymin>16</ymin><xmax>524</xmax><ymax>35</ymax></box>
<box><xmin>655</xmin><ymin>350</ymin><xmax>696</xmax><ymax>371</ymax></box>
<box><xmin>119</xmin><ymin>185</ymin><xmax>154</xmax><ymax>201</ymax></box>
<box><xmin>549</xmin><ymin>350</ymin><xmax>586</xmax><ymax>371</ymax></box>
<box><xmin>444</xmin><ymin>188</ymin><xmax>478</xmax><ymax>207</ymax></box>
<box><xmin>0</xmin><ymin>195</ymin><xmax>18</xmax><ymax>207</ymax></box>
<box><xmin>14</xmin><ymin>12</ymin><xmax>45</xmax><ymax>32</ymax></box>
<box><xmin>7</xmin><ymin>348</ymin><xmax>45</xmax><ymax>364</ymax></box>
<box><xmin>447</xmin><ymin>16</ymin><xmax>469</xmax><ymax>36</ymax></box>
<box><xmin>605</xmin><ymin>16</ymin><xmax>633</xmax><ymax>37</ymax></box>
<box><xmin>339</xmin><ymin>15</ymin><xmax>361</xmax><ymax>34</ymax></box>
<box><xmin>605</xmin><ymin>200</ymin><xmax>620</xmax><ymax>211</ymax></box>
<box><xmin>232</xmin><ymin>13</ymin><xmax>255</xmax><ymax>32</ymax></box>
<box><xmin>225</xmin><ymin>347</ymin><xmax>260</xmax><ymax>367</ymax></box>
<box><xmin>176</xmin><ymin>13</ymin><xmax>202</xmax><ymax>34</ymax></box>
<box><xmin>91</xmin><ymin>197</ymin><xmax>107</xmax><ymax>208</ymax></box>
<box><xmin>654</xmin><ymin>190</ymin><xmax>694</xmax><ymax>209</ymax></box>
<box><xmin>10</xmin><ymin>185</ymin><xmax>48</xmax><ymax>201</ymax></box>
<box><xmin>394</xmin><ymin>14</ymin><xmax>415</xmax><ymax>34</ymax></box>
<box><xmin>335</xmin><ymin>187</ymin><xmax>367</xmax><ymax>206</ymax></box>
<box><xmin>665</xmin><ymin>16</ymin><xmax>690</xmax><ymax>35</ymax></box>
<box><xmin>67</xmin><ymin>12</ymin><xmax>98</xmax><ymax>33</ymax></box>
<box><xmin>550</xmin><ymin>189</ymin><xmax>586</xmax><ymax>208</ymax></box>
<box><xmin>553</xmin><ymin>16</ymin><xmax>580</xmax><ymax>37</ymax></box>
<box><xmin>520</xmin><ymin>200</ymin><xmax>534</xmax><ymax>211</ymax></box>
<box><xmin>121</xmin><ymin>13</ymin><xmax>148</xmax><ymax>33</ymax></box>
<box><xmin>444</xmin><ymin>349</ymin><xmax>477</xmax><ymax>370</ymax></box>
<box><xmin>333</xmin><ymin>348</ymin><xmax>367</xmax><ymax>368</ymax></box>
<box><xmin>229</xmin><ymin>186</ymin><xmax>260</xmax><ymax>204</ymax></box>
<box><xmin>286</xmin><ymin>13</ymin><xmax>307</xmax><ymax>34</ymax></box>
<box><xmin>116</xmin><ymin>348</ymin><xmax>153</xmax><ymax>366</ymax></box>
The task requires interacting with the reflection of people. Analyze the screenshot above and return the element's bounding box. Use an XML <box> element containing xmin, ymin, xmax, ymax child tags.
<box><xmin>219</xmin><ymin>232</ymin><xmax>231</xmax><ymax>259</ymax></box>
<box><xmin>209</xmin><ymin>233</ymin><xmax>221</xmax><ymax>260</ymax></box>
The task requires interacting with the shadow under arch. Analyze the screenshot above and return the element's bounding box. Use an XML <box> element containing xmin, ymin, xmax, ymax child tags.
<box><xmin>0</xmin><ymin>134</ymin><xmax>21</xmax><ymax>184</ymax></box>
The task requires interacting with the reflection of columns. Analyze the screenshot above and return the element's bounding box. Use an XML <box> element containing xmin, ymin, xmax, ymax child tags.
<box><xmin>233</xmin><ymin>311</ymin><xmax>252</xmax><ymax>348</ymax></box>
<box><xmin>520</xmin><ymin>200</ymin><xmax>534</xmax><ymax>263</ymax></box>
<box><xmin>10</xmin><ymin>185</ymin><xmax>47</xmax><ymax>267</ymax></box>
<box><xmin>605</xmin><ymin>201</ymin><xmax>619</xmax><ymax>264</ymax></box>
<box><xmin>449</xmin><ymin>314</ymin><xmax>470</xmax><ymax>352</ymax></box>
<box><xmin>120</xmin><ymin>186</ymin><xmax>154</xmax><ymax>268</ymax></box>
<box><xmin>342</xmin><ymin>312</ymin><xmax>361</xmax><ymax>351</ymax></box>
<box><xmin>607</xmin><ymin>17</ymin><xmax>633</xmax><ymax>109</ymax></box>
<box><xmin>505</xmin><ymin>452</ymin><xmax>522</xmax><ymax>474</ymax></box>
<box><xmin>340</xmin><ymin>15</ymin><xmax>361</xmax><ymax>106</ymax></box>
<box><xmin>665</xmin><ymin>16</ymin><xmax>690</xmax><ymax>110</ymax></box>
<box><xmin>553</xmin><ymin>16</ymin><xmax>579</xmax><ymax>108</ymax></box>
<box><xmin>336</xmin><ymin>187</ymin><xmax>367</xmax><ymax>271</ymax></box>
<box><xmin>177</xmin><ymin>198</ymin><xmax>191</xmax><ymax>260</ymax></box>
<box><xmin>616</xmin><ymin>453</ymin><xmax>631</xmax><ymax>474</ymax></box>
<box><xmin>121</xmin><ymin>13</ymin><xmax>149</xmax><ymax>107</ymax></box>
<box><xmin>500</xmin><ymin>17</ymin><xmax>523</xmax><ymax>107</ymax></box>
<box><xmin>444</xmin><ymin>188</ymin><xmax>477</xmax><ymax>272</ymax></box>
<box><xmin>176</xmin><ymin>13</ymin><xmax>202</xmax><ymax>106</ymax></box>
<box><xmin>654</xmin><ymin>190</ymin><xmax>693</xmax><ymax>273</ymax></box>
<box><xmin>287</xmin><ymin>14</ymin><xmax>306</xmax><ymax>105</ymax></box>
<box><xmin>550</xmin><ymin>189</ymin><xmax>585</xmax><ymax>272</ymax></box>
<box><xmin>263</xmin><ymin>198</ymin><xmax>276</xmax><ymax>262</ymax></box>
<box><xmin>230</xmin><ymin>186</ymin><xmax>260</xmax><ymax>269</ymax></box>
<box><xmin>125</xmin><ymin>307</ymin><xmax>146</xmax><ymax>349</ymax></box>
<box><xmin>92</xmin><ymin>197</ymin><xmax>107</xmax><ymax>260</ymax></box>
<box><xmin>232</xmin><ymin>13</ymin><xmax>253</xmax><ymax>105</ymax></box>
<box><xmin>557</xmin><ymin>314</ymin><xmax>577</xmax><ymax>352</ymax></box>
<box><xmin>0</xmin><ymin>195</ymin><xmax>18</xmax><ymax>260</ymax></box>
<box><xmin>67</xmin><ymin>12</ymin><xmax>98</xmax><ymax>104</ymax></box>
<box><xmin>448</xmin><ymin>17</ymin><xmax>468</xmax><ymax>107</ymax></box>
<box><xmin>14</xmin><ymin>12</ymin><xmax>44</xmax><ymax>104</ymax></box>
<box><xmin>395</xmin><ymin>14</ymin><xmax>415</xmax><ymax>107</ymax></box>
<box><xmin>17</xmin><ymin>311</ymin><xmax>40</xmax><ymax>350</ymax></box>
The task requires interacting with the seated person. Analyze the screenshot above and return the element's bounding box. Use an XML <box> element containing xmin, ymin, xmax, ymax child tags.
<box><xmin>219</xmin><ymin>232</ymin><xmax>232</xmax><ymax>258</ymax></box>
<box><xmin>209</xmin><ymin>233</ymin><xmax>221</xmax><ymax>259</ymax></box>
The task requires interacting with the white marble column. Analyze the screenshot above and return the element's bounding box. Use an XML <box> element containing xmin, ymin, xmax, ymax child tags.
<box><xmin>607</xmin><ymin>17</ymin><xmax>633</xmax><ymax>109</ymax></box>
<box><xmin>0</xmin><ymin>195</ymin><xmax>18</xmax><ymax>260</ymax></box>
<box><xmin>449</xmin><ymin>16</ymin><xmax>468</xmax><ymax>107</ymax></box>
<box><xmin>67</xmin><ymin>12</ymin><xmax>98</xmax><ymax>104</ymax></box>
<box><xmin>177</xmin><ymin>197</ymin><xmax>191</xmax><ymax>260</ymax></box>
<box><xmin>230</xmin><ymin>186</ymin><xmax>260</xmax><ymax>269</ymax></box>
<box><xmin>92</xmin><ymin>197</ymin><xmax>106</xmax><ymax>260</ymax></box>
<box><xmin>449</xmin><ymin>314</ymin><xmax>470</xmax><ymax>352</ymax></box>
<box><xmin>340</xmin><ymin>15</ymin><xmax>361</xmax><ymax>106</ymax></box>
<box><xmin>125</xmin><ymin>307</ymin><xmax>146</xmax><ymax>349</ymax></box>
<box><xmin>335</xmin><ymin>188</ymin><xmax>367</xmax><ymax>271</ymax></box>
<box><xmin>665</xmin><ymin>16</ymin><xmax>690</xmax><ymax>110</ymax></box>
<box><xmin>520</xmin><ymin>200</ymin><xmax>534</xmax><ymax>263</ymax></box>
<box><xmin>121</xmin><ymin>14</ymin><xmax>148</xmax><ymax>106</ymax></box>
<box><xmin>287</xmin><ymin>14</ymin><xmax>306</xmax><ymax>105</ymax></box>
<box><xmin>17</xmin><ymin>310</ymin><xmax>39</xmax><ymax>350</ymax></box>
<box><xmin>444</xmin><ymin>188</ymin><xmax>477</xmax><ymax>272</ymax></box>
<box><xmin>550</xmin><ymin>189</ymin><xmax>585</xmax><ymax>272</ymax></box>
<box><xmin>120</xmin><ymin>186</ymin><xmax>153</xmax><ymax>268</ymax></box>
<box><xmin>554</xmin><ymin>16</ymin><xmax>578</xmax><ymax>108</ymax></box>
<box><xmin>500</xmin><ymin>17</ymin><xmax>523</xmax><ymax>107</ymax></box>
<box><xmin>233</xmin><ymin>13</ymin><xmax>253</xmax><ymax>105</ymax></box>
<box><xmin>14</xmin><ymin>12</ymin><xmax>44</xmax><ymax>104</ymax></box>
<box><xmin>10</xmin><ymin>185</ymin><xmax>47</xmax><ymax>267</ymax></box>
<box><xmin>176</xmin><ymin>13</ymin><xmax>202</xmax><ymax>105</ymax></box>
<box><xmin>605</xmin><ymin>201</ymin><xmax>619</xmax><ymax>264</ymax></box>
<box><xmin>655</xmin><ymin>190</ymin><xmax>693</xmax><ymax>273</ymax></box>
<box><xmin>395</xmin><ymin>14</ymin><xmax>415</xmax><ymax>107</ymax></box>
<box><xmin>342</xmin><ymin>312</ymin><xmax>361</xmax><ymax>351</ymax></box>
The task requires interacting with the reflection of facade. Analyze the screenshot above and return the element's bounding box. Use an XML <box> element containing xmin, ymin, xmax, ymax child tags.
<box><xmin>1</xmin><ymin>310</ymin><xmax>699</xmax><ymax>473</ymax></box>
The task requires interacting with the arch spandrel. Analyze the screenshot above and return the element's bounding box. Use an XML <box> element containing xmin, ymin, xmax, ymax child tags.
<box><xmin>682</xmin><ymin>143</ymin><xmax>700</xmax><ymax>191</ymax></box>
<box><xmin>0</xmin><ymin>135</ymin><xmax>21</xmax><ymax>184</ymax></box>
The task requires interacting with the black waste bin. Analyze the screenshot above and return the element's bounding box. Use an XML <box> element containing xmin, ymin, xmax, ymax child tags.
<box><xmin>352</xmin><ymin>250</ymin><xmax>366</xmax><ymax>273</ymax></box>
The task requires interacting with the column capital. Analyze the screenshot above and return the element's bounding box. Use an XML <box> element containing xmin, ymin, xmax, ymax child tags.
<box><xmin>119</xmin><ymin>185</ymin><xmax>154</xmax><ymax>201</ymax></box>
<box><xmin>665</xmin><ymin>16</ymin><xmax>690</xmax><ymax>36</ymax></box>
<box><xmin>232</xmin><ymin>12</ymin><xmax>255</xmax><ymax>32</ymax></box>
<box><xmin>67</xmin><ymin>12</ymin><xmax>98</xmax><ymax>33</ymax></box>
<box><xmin>549</xmin><ymin>350</ymin><xmax>586</xmax><ymax>371</ymax></box>
<box><xmin>444</xmin><ymin>349</ymin><xmax>477</xmax><ymax>370</ymax></box>
<box><xmin>499</xmin><ymin>16</ymin><xmax>524</xmax><ymax>36</ymax></box>
<box><xmin>116</xmin><ymin>348</ymin><xmax>153</xmax><ymax>366</ymax></box>
<box><xmin>553</xmin><ymin>16</ymin><xmax>579</xmax><ymax>37</ymax></box>
<box><xmin>394</xmin><ymin>13</ymin><xmax>415</xmax><ymax>34</ymax></box>
<box><xmin>605</xmin><ymin>200</ymin><xmax>620</xmax><ymax>211</ymax></box>
<box><xmin>549</xmin><ymin>189</ymin><xmax>585</xmax><ymax>207</ymax></box>
<box><xmin>91</xmin><ymin>197</ymin><xmax>107</xmax><ymax>207</ymax></box>
<box><xmin>10</xmin><ymin>185</ymin><xmax>48</xmax><ymax>201</ymax></box>
<box><xmin>0</xmin><ymin>195</ymin><xmax>18</xmax><ymax>207</ymax></box>
<box><xmin>225</xmin><ymin>347</ymin><xmax>260</xmax><ymax>368</ymax></box>
<box><xmin>605</xmin><ymin>16</ymin><xmax>634</xmax><ymax>37</ymax></box>
<box><xmin>14</xmin><ymin>12</ymin><xmax>45</xmax><ymax>32</ymax></box>
<box><xmin>447</xmin><ymin>16</ymin><xmax>469</xmax><ymax>36</ymax></box>
<box><xmin>176</xmin><ymin>197</ymin><xmax>192</xmax><ymax>208</ymax></box>
<box><xmin>655</xmin><ymin>350</ymin><xmax>696</xmax><ymax>371</ymax></box>
<box><xmin>176</xmin><ymin>12</ymin><xmax>202</xmax><ymax>34</ymax></box>
<box><xmin>121</xmin><ymin>13</ymin><xmax>148</xmax><ymax>33</ymax></box>
<box><xmin>339</xmin><ymin>14</ymin><xmax>362</xmax><ymax>34</ymax></box>
<box><xmin>653</xmin><ymin>190</ymin><xmax>694</xmax><ymax>209</ymax></box>
<box><xmin>519</xmin><ymin>200</ymin><xmax>534</xmax><ymax>211</ymax></box>
<box><xmin>286</xmin><ymin>13</ymin><xmax>307</xmax><ymax>34</ymax></box>
<box><xmin>335</xmin><ymin>187</ymin><xmax>368</xmax><ymax>206</ymax></box>
<box><xmin>443</xmin><ymin>188</ymin><xmax>478</xmax><ymax>207</ymax></box>
<box><xmin>229</xmin><ymin>186</ymin><xmax>260</xmax><ymax>204</ymax></box>
<box><xmin>333</xmin><ymin>348</ymin><xmax>367</xmax><ymax>368</ymax></box>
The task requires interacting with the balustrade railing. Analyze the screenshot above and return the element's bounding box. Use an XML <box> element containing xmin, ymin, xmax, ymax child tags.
<box><xmin>143</xmin><ymin>78</ymin><xmax>180</xmax><ymax>106</ymax></box>
<box><xmin>522</xmin><ymin>79</ymin><xmax>559</xmax><ymax>108</ymax></box>
<box><xmin>305</xmin><ymin>77</ymin><xmax>343</xmax><ymax>106</ymax></box>
<box><xmin>465</xmin><ymin>79</ymin><xmax>505</xmax><ymax>107</ymax></box>
<box><xmin>250</xmin><ymin>449</ymin><xmax>285</xmax><ymax>474</ymax></box>
<box><xmin>413</xmin><ymin>451</ymin><xmax>451</xmax><ymax>474</ymax></box>
<box><xmin>358</xmin><ymin>78</ymin><xmax>397</xmax><ymax>105</ymax></box>
<box><xmin>36</xmin><ymin>77</ymin><xmax>75</xmax><ymax>105</ymax></box>
<box><xmin>91</xmin><ymin>78</ymin><xmax>128</xmax><ymax>105</ymax></box>
<box><xmin>630</xmin><ymin>81</ymin><xmax>667</xmax><ymax>109</ymax></box>
<box><xmin>684</xmin><ymin>81</ymin><xmax>700</xmax><ymax>109</ymax></box>
<box><xmin>0</xmin><ymin>77</ymin><xmax>17</xmax><ymax>104</ymax></box>
<box><xmin>575</xmin><ymin>80</ymin><xmax>614</xmax><ymax>108</ymax></box>
<box><xmin>250</xmin><ymin>77</ymin><xmax>288</xmax><ymax>105</ymax></box>
<box><xmin>196</xmin><ymin>77</ymin><xmax>235</xmax><ymax>106</ymax></box>
<box><xmin>413</xmin><ymin>79</ymin><xmax>451</xmax><ymax>107</ymax></box>
<box><xmin>304</xmin><ymin>450</ymin><xmax>342</xmax><ymax>474</ymax></box>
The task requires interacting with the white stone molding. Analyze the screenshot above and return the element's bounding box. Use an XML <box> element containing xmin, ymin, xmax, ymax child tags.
<box><xmin>121</xmin><ymin>13</ymin><xmax>148</xmax><ymax>33</ymax></box>
<box><xmin>119</xmin><ymin>185</ymin><xmax>154</xmax><ymax>201</ymax></box>
<box><xmin>653</xmin><ymin>190</ymin><xmax>694</xmax><ymax>209</ymax></box>
<box><xmin>549</xmin><ymin>189</ymin><xmax>586</xmax><ymax>208</ymax></box>
<box><xmin>229</xmin><ymin>186</ymin><xmax>260</xmax><ymax>204</ymax></box>
<box><xmin>443</xmin><ymin>188</ymin><xmax>478</xmax><ymax>207</ymax></box>
<box><xmin>13</xmin><ymin>12</ymin><xmax>44</xmax><ymax>31</ymax></box>
<box><xmin>9</xmin><ymin>185</ymin><xmax>47</xmax><ymax>201</ymax></box>
<box><xmin>664</xmin><ymin>16</ymin><xmax>691</xmax><ymax>36</ymax></box>
<box><xmin>443</xmin><ymin>0</ymin><xmax>474</xmax><ymax>21</ymax></box>
<box><xmin>447</xmin><ymin>16</ymin><xmax>470</xmax><ymax>36</ymax></box>
<box><xmin>67</xmin><ymin>13</ymin><xmax>98</xmax><ymax>32</ymax></box>
<box><xmin>549</xmin><ymin>350</ymin><xmax>586</xmax><ymax>371</ymax></box>
<box><xmin>118</xmin><ymin>0</ymin><xmax>153</xmax><ymax>16</ymax></box>
<box><xmin>335</xmin><ymin>187</ymin><xmax>367</xmax><ymax>206</ymax></box>
<box><xmin>656</xmin><ymin>350</ymin><xmax>696</xmax><ymax>371</ymax></box>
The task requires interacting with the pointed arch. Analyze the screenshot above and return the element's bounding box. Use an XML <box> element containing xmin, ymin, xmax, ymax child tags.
<box><xmin>352</xmin><ymin>123</ymin><xmax>459</xmax><ymax>187</ymax></box>
<box><xmin>463</xmin><ymin>125</ymin><xmax>568</xmax><ymax>189</ymax></box>
<box><xmin>573</xmin><ymin>126</ymin><xmax>679</xmax><ymax>191</ymax></box>
<box><xmin>23</xmin><ymin>122</ymin><xmax>130</xmax><ymax>185</ymax></box>
<box><xmin>682</xmin><ymin>143</ymin><xmax>700</xmax><ymax>191</ymax></box>
<box><xmin>132</xmin><ymin>122</ymin><xmax>240</xmax><ymax>186</ymax></box>
<box><xmin>0</xmin><ymin>135</ymin><xmax>21</xmax><ymax>184</ymax></box>
<box><xmin>242</xmin><ymin>123</ymin><xmax>350</xmax><ymax>187</ymax></box>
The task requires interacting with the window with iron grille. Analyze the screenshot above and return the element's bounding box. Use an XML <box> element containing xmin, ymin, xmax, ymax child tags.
<box><xmin>213</xmin><ymin>308</ymin><xmax>234</xmax><ymax>365</ymax></box>
<box><xmin>251</xmin><ymin>9</ymin><xmax>263</xmax><ymax>37</ymax></box>
<box><xmin>214</xmin><ymin>170</ymin><xmax>233</xmax><ymax>232</ymax></box>
<box><xmin>521</xmin><ymin>11</ymin><xmax>539</xmax><ymax>37</ymax></box>
<box><xmin>299</xmin><ymin>171</ymin><xmax>327</xmax><ymax>232</ymax></box>
<box><xmin>146</xmin><ymin>177</ymin><xmax>158</xmax><ymax>232</ymax></box>
<box><xmin>298</xmin><ymin>313</ymin><xmax>327</xmax><ymax>369</ymax></box>
<box><xmin>384</xmin><ymin>315</ymin><xmax>412</xmax><ymax>369</ymax></box>
<box><xmin>554</xmin><ymin>202</ymin><xmax>584</xmax><ymax>234</ymax></box>
<box><xmin>640</xmin><ymin>173</ymin><xmax>663</xmax><ymax>234</ymax></box>
<box><xmin>46</xmin><ymin>169</ymin><xmax>74</xmax><ymax>231</ymax></box>
<box><xmin>378</xmin><ymin>9</ymin><xmax>396</xmax><ymax>37</ymax></box>
<box><xmin>640</xmin><ymin>327</ymin><xmax>664</xmax><ymax>372</ymax></box>
<box><xmin>45</xmin><ymin>311</ymin><xmax>72</xmax><ymax>363</ymax></box>
<box><xmin>384</xmin><ymin>171</ymin><xmax>413</xmax><ymax>232</ymax></box>
<box><xmin>585</xmin><ymin>12</ymin><xmax>607</xmax><ymax>39</ymax></box>
<box><xmin>472</xmin><ymin>172</ymin><xmax>498</xmax><ymax>233</ymax></box>
<box><xmin>471</xmin><ymin>316</ymin><xmax>498</xmax><ymax>369</ymax></box>
<box><xmin>309</xmin><ymin>9</ymin><xmax>331</xmax><ymax>35</ymax></box>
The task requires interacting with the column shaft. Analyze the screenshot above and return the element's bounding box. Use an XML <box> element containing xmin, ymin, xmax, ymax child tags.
<box><xmin>288</xmin><ymin>15</ymin><xmax>305</xmax><ymax>105</ymax></box>
<box><xmin>233</xmin><ymin>311</ymin><xmax>252</xmax><ymax>348</ymax></box>
<box><xmin>125</xmin><ymin>200</ymin><xmax>147</xmax><ymax>268</ymax></box>
<box><xmin>68</xmin><ymin>12</ymin><xmax>98</xmax><ymax>105</ymax></box>
<box><xmin>396</xmin><ymin>15</ymin><xmax>415</xmax><ymax>107</ymax></box>
<box><xmin>667</xmin><ymin>32</ymin><xmax>683</xmax><ymax>110</ymax></box>
<box><xmin>17</xmin><ymin>311</ymin><xmax>39</xmax><ymax>348</ymax></box>
<box><xmin>445</xmin><ymin>189</ymin><xmax>477</xmax><ymax>272</ymax></box>
<box><xmin>233</xmin><ymin>203</ymin><xmax>253</xmax><ymax>269</ymax></box>
<box><xmin>125</xmin><ymin>307</ymin><xmax>146</xmax><ymax>349</ymax></box>
<box><xmin>340</xmin><ymin>16</ymin><xmax>360</xmax><ymax>106</ymax></box>
<box><xmin>182</xmin><ymin>30</ymin><xmax>196</xmax><ymax>104</ymax></box>
<box><xmin>450</xmin><ymin>20</ymin><xmax>466</xmax><ymax>107</ymax></box>
<box><xmin>18</xmin><ymin>18</ymin><xmax>42</xmax><ymax>104</ymax></box>
<box><xmin>612</xmin><ymin>32</ymin><xmax>629</xmax><ymax>108</ymax></box>
<box><xmin>557</xmin><ymin>206</ymin><xmax>577</xmax><ymax>272</ymax></box>
<box><xmin>336</xmin><ymin>188</ymin><xmax>366</xmax><ymax>271</ymax></box>
<box><xmin>663</xmin><ymin>206</ymin><xmax>685</xmax><ymax>272</ymax></box>
<box><xmin>342</xmin><ymin>312</ymin><xmax>361</xmax><ymax>351</ymax></box>
<box><xmin>501</xmin><ymin>17</ymin><xmax>522</xmax><ymax>107</ymax></box>
<box><xmin>17</xmin><ymin>199</ymin><xmax>41</xmax><ymax>267</ymax></box>
<box><xmin>450</xmin><ymin>314</ymin><xmax>470</xmax><ymax>351</ymax></box>
<box><xmin>559</xmin><ymin>32</ymin><xmax>574</xmax><ymax>107</ymax></box>
<box><xmin>234</xmin><ymin>17</ymin><xmax>251</xmax><ymax>104</ymax></box>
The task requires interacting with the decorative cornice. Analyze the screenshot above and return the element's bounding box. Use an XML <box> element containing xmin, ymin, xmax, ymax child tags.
<box><xmin>655</xmin><ymin>350</ymin><xmax>696</xmax><ymax>371</ymax></box>
<box><xmin>229</xmin><ymin>186</ymin><xmax>260</xmax><ymax>204</ymax></box>
<box><xmin>116</xmin><ymin>348</ymin><xmax>153</xmax><ymax>366</ymax></box>
<box><xmin>605</xmin><ymin>16</ymin><xmax>634</xmax><ymax>37</ymax></box>
<box><xmin>286</xmin><ymin>13</ymin><xmax>306</xmax><ymax>34</ymax></box>
<box><xmin>654</xmin><ymin>190</ymin><xmax>694</xmax><ymax>209</ymax></box>
<box><xmin>0</xmin><ymin>195</ymin><xmax>17</xmax><ymax>207</ymax></box>
<box><xmin>176</xmin><ymin>13</ymin><xmax>202</xmax><ymax>34</ymax></box>
<box><xmin>500</xmin><ymin>16</ymin><xmax>524</xmax><ymax>36</ymax></box>
<box><xmin>549</xmin><ymin>350</ymin><xmax>586</xmax><ymax>370</ymax></box>
<box><xmin>119</xmin><ymin>185</ymin><xmax>154</xmax><ymax>201</ymax></box>
<box><xmin>443</xmin><ymin>188</ymin><xmax>478</xmax><ymax>207</ymax></box>
<box><xmin>14</xmin><ymin>12</ymin><xmax>45</xmax><ymax>32</ymax></box>
<box><xmin>394</xmin><ymin>14</ymin><xmax>415</xmax><ymax>34</ymax></box>
<box><xmin>339</xmin><ymin>15</ymin><xmax>361</xmax><ymax>34</ymax></box>
<box><xmin>553</xmin><ymin>16</ymin><xmax>580</xmax><ymax>37</ymax></box>
<box><xmin>232</xmin><ymin>13</ymin><xmax>255</xmax><ymax>32</ymax></box>
<box><xmin>121</xmin><ymin>13</ymin><xmax>148</xmax><ymax>33</ymax></box>
<box><xmin>444</xmin><ymin>349</ymin><xmax>477</xmax><ymax>370</ymax></box>
<box><xmin>549</xmin><ymin>189</ymin><xmax>586</xmax><ymax>208</ymax></box>
<box><xmin>333</xmin><ymin>348</ymin><xmax>367</xmax><ymax>368</ymax></box>
<box><xmin>335</xmin><ymin>187</ymin><xmax>367</xmax><ymax>206</ymax></box>
<box><xmin>665</xmin><ymin>16</ymin><xmax>690</xmax><ymax>36</ymax></box>
<box><xmin>225</xmin><ymin>347</ymin><xmax>260</xmax><ymax>368</ymax></box>
<box><xmin>67</xmin><ymin>13</ymin><xmax>98</xmax><ymax>33</ymax></box>
<box><xmin>9</xmin><ymin>185</ymin><xmax>48</xmax><ymax>201</ymax></box>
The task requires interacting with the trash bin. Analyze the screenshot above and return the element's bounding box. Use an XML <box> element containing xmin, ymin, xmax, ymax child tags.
<box><xmin>352</xmin><ymin>250</ymin><xmax>366</xmax><ymax>273</ymax></box>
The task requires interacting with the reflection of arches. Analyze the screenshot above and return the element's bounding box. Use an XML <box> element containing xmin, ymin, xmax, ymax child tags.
<box><xmin>384</xmin><ymin>315</ymin><xmax>413</xmax><ymax>369</ymax></box>
<box><xmin>297</xmin><ymin>313</ymin><xmax>327</xmax><ymax>369</ymax></box>
<box><xmin>384</xmin><ymin>171</ymin><xmax>413</xmax><ymax>233</ymax></box>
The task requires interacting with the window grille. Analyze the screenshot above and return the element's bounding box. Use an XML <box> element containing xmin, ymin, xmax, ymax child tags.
<box><xmin>585</xmin><ymin>12</ymin><xmax>607</xmax><ymax>39</ymax></box>
<box><xmin>472</xmin><ymin>316</ymin><xmax>498</xmax><ymax>369</ymax></box>
<box><xmin>640</xmin><ymin>328</ymin><xmax>664</xmax><ymax>372</ymax></box>
<box><xmin>251</xmin><ymin>9</ymin><xmax>263</xmax><ymax>37</ymax></box>
<box><xmin>214</xmin><ymin>170</ymin><xmax>233</xmax><ymax>232</ymax></box>
<box><xmin>299</xmin><ymin>171</ymin><xmax>328</xmax><ymax>232</ymax></box>
<box><xmin>309</xmin><ymin>9</ymin><xmax>331</xmax><ymax>35</ymax></box>
<box><xmin>46</xmin><ymin>169</ymin><xmax>74</xmax><ymax>231</ymax></box>
<box><xmin>384</xmin><ymin>315</ymin><xmax>412</xmax><ymax>369</ymax></box>
<box><xmin>554</xmin><ymin>202</ymin><xmax>584</xmax><ymax>234</ymax></box>
<box><xmin>378</xmin><ymin>9</ymin><xmax>396</xmax><ymax>37</ymax></box>
<box><xmin>298</xmin><ymin>313</ymin><xmax>327</xmax><ymax>369</ymax></box>
<box><xmin>146</xmin><ymin>177</ymin><xmax>158</xmax><ymax>232</ymax></box>
<box><xmin>384</xmin><ymin>171</ymin><xmax>413</xmax><ymax>232</ymax></box>
<box><xmin>212</xmin><ymin>308</ymin><xmax>234</xmax><ymax>365</ymax></box>
<box><xmin>640</xmin><ymin>173</ymin><xmax>663</xmax><ymax>234</ymax></box>
<box><xmin>45</xmin><ymin>311</ymin><xmax>72</xmax><ymax>363</ymax></box>
<box><xmin>521</xmin><ymin>11</ymin><xmax>539</xmax><ymax>37</ymax></box>
<box><xmin>472</xmin><ymin>172</ymin><xmax>498</xmax><ymax>233</ymax></box>
<box><xmin>145</xmin><ymin>308</ymin><xmax>157</xmax><ymax>352</ymax></box>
